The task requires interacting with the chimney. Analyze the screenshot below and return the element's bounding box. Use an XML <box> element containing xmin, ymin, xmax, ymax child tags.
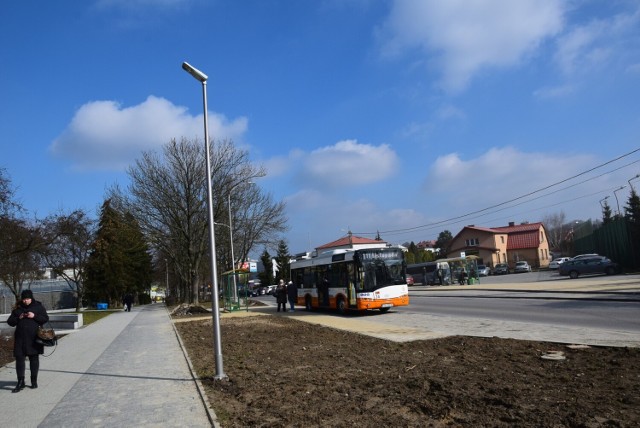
<box><xmin>508</xmin><ymin>222</ymin><xmax>515</xmax><ymax>227</ymax></box>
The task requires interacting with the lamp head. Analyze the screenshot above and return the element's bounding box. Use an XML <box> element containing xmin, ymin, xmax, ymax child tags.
<box><xmin>182</xmin><ymin>61</ymin><xmax>208</xmax><ymax>82</ymax></box>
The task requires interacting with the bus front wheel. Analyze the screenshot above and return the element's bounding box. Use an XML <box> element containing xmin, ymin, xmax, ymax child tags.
<box><xmin>305</xmin><ymin>296</ymin><xmax>313</xmax><ymax>311</ymax></box>
<box><xmin>379</xmin><ymin>307</ymin><xmax>390</xmax><ymax>313</ymax></box>
<box><xmin>336</xmin><ymin>298</ymin><xmax>346</xmax><ymax>315</ymax></box>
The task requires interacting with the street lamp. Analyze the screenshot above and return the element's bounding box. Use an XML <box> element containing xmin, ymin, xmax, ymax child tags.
<box><xmin>165</xmin><ymin>258</ymin><xmax>169</xmax><ymax>298</ymax></box>
<box><xmin>182</xmin><ymin>61</ymin><xmax>227</xmax><ymax>381</ymax></box>
<box><xmin>599</xmin><ymin>196</ymin><xmax>610</xmax><ymax>210</ymax></box>
<box><xmin>629</xmin><ymin>174</ymin><xmax>640</xmax><ymax>192</ymax></box>
<box><xmin>613</xmin><ymin>185</ymin><xmax>626</xmax><ymax>217</ymax></box>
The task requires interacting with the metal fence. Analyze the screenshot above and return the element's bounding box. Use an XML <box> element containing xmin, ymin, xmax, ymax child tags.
<box><xmin>0</xmin><ymin>279</ymin><xmax>78</xmax><ymax>314</ymax></box>
<box><xmin>574</xmin><ymin>216</ymin><xmax>637</xmax><ymax>269</ymax></box>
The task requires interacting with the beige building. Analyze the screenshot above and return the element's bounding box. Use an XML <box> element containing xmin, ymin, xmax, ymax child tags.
<box><xmin>447</xmin><ymin>222</ymin><xmax>551</xmax><ymax>269</ymax></box>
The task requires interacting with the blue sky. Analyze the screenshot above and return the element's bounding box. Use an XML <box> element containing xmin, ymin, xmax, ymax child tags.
<box><xmin>2</xmin><ymin>0</ymin><xmax>639</xmax><ymax>255</ymax></box>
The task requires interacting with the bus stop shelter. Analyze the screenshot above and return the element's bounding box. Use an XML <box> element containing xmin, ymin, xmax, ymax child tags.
<box><xmin>221</xmin><ymin>268</ymin><xmax>250</xmax><ymax>312</ymax></box>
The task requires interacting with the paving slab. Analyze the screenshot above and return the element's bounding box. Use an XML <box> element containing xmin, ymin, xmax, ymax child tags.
<box><xmin>0</xmin><ymin>304</ymin><xmax>213</xmax><ymax>427</ymax></box>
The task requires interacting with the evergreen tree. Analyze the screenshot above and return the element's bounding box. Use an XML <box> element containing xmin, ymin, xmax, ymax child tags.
<box><xmin>275</xmin><ymin>240</ymin><xmax>290</xmax><ymax>282</ymax></box>
<box><xmin>602</xmin><ymin>200</ymin><xmax>613</xmax><ymax>224</ymax></box>
<box><xmin>121</xmin><ymin>212</ymin><xmax>153</xmax><ymax>300</ymax></box>
<box><xmin>624</xmin><ymin>189</ymin><xmax>640</xmax><ymax>267</ymax></box>
<box><xmin>259</xmin><ymin>249</ymin><xmax>273</xmax><ymax>286</ymax></box>
<box><xmin>85</xmin><ymin>199</ymin><xmax>153</xmax><ymax>307</ymax></box>
<box><xmin>85</xmin><ymin>200</ymin><xmax>125</xmax><ymax>306</ymax></box>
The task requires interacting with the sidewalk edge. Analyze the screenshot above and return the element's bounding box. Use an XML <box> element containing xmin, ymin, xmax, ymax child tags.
<box><xmin>166</xmin><ymin>306</ymin><xmax>220</xmax><ymax>428</ymax></box>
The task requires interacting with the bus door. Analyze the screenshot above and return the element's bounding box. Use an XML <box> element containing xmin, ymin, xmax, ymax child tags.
<box><xmin>316</xmin><ymin>266</ymin><xmax>330</xmax><ymax>307</ymax></box>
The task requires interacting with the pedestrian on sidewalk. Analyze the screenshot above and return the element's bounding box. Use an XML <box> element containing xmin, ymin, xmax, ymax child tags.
<box><xmin>275</xmin><ymin>280</ymin><xmax>287</xmax><ymax>312</ymax></box>
<box><xmin>7</xmin><ymin>289</ymin><xmax>49</xmax><ymax>393</ymax></box>
<box><xmin>287</xmin><ymin>280</ymin><xmax>298</xmax><ymax>312</ymax></box>
<box><xmin>123</xmin><ymin>293</ymin><xmax>133</xmax><ymax>312</ymax></box>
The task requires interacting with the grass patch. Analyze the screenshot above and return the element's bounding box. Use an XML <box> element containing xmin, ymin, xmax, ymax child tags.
<box><xmin>77</xmin><ymin>310</ymin><xmax>120</xmax><ymax>325</ymax></box>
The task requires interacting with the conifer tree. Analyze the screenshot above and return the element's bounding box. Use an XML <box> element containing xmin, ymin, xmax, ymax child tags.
<box><xmin>259</xmin><ymin>249</ymin><xmax>273</xmax><ymax>286</ymax></box>
<box><xmin>275</xmin><ymin>240</ymin><xmax>290</xmax><ymax>282</ymax></box>
<box><xmin>602</xmin><ymin>200</ymin><xmax>613</xmax><ymax>224</ymax></box>
<box><xmin>624</xmin><ymin>189</ymin><xmax>640</xmax><ymax>267</ymax></box>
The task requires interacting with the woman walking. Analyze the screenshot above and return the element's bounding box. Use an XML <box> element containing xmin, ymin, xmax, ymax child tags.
<box><xmin>7</xmin><ymin>289</ymin><xmax>49</xmax><ymax>393</ymax></box>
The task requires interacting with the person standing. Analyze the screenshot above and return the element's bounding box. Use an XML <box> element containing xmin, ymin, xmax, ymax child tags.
<box><xmin>275</xmin><ymin>280</ymin><xmax>287</xmax><ymax>312</ymax></box>
<box><xmin>7</xmin><ymin>289</ymin><xmax>49</xmax><ymax>393</ymax></box>
<box><xmin>123</xmin><ymin>293</ymin><xmax>133</xmax><ymax>312</ymax></box>
<box><xmin>286</xmin><ymin>280</ymin><xmax>298</xmax><ymax>312</ymax></box>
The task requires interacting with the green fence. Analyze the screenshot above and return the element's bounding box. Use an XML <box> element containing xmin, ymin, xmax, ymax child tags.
<box><xmin>574</xmin><ymin>217</ymin><xmax>637</xmax><ymax>269</ymax></box>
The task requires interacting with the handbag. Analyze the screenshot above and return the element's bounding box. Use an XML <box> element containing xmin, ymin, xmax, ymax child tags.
<box><xmin>36</xmin><ymin>323</ymin><xmax>57</xmax><ymax>347</ymax></box>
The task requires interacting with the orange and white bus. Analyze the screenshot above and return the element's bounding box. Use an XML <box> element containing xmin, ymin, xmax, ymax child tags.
<box><xmin>290</xmin><ymin>246</ymin><xmax>409</xmax><ymax>314</ymax></box>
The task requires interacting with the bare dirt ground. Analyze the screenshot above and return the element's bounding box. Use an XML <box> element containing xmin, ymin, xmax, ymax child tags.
<box><xmin>1</xmin><ymin>306</ymin><xmax>638</xmax><ymax>427</ymax></box>
<box><xmin>171</xmin><ymin>307</ymin><xmax>640</xmax><ymax>428</ymax></box>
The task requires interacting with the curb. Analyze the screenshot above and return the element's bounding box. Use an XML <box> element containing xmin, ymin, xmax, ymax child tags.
<box><xmin>166</xmin><ymin>306</ymin><xmax>220</xmax><ymax>428</ymax></box>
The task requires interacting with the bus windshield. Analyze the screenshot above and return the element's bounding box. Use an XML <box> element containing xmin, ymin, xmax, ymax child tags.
<box><xmin>356</xmin><ymin>249</ymin><xmax>405</xmax><ymax>290</ymax></box>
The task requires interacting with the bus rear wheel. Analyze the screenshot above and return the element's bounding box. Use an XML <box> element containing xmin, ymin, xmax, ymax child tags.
<box><xmin>379</xmin><ymin>307</ymin><xmax>390</xmax><ymax>313</ymax></box>
<box><xmin>336</xmin><ymin>298</ymin><xmax>346</xmax><ymax>315</ymax></box>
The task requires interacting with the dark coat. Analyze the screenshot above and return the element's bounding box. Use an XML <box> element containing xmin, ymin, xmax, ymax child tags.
<box><xmin>275</xmin><ymin>285</ymin><xmax>287</xmax><ymax>304</ymax></box>
<box><xmin>287</xmin><ymin>282</ymin><xmax>298</xmax><ymax>300</ymax></box>
<box><xmin>7</xmin><ymin>299</ymin><xmax>49</xmax><ymax>357</ymax></box>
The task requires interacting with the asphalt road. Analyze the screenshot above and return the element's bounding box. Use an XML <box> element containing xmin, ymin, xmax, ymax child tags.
<box><xmin>404</xmin><ymin>293</ymin><xmax>640</xmax><ymax>332</ymax></box>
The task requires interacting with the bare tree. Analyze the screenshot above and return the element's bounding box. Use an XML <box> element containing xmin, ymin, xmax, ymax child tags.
<box><xmin>39</xmin><ymin>209</ymin><xmax>95</xmax><ymax>310</ymax></box>
<box><xmin>0</xmin><ymin>169</ymin><xmax>41</xmax><ymax>298</ymax></box>
<box><xmin>0</xmin><ymin>217</ymin><xmax>42</xmax><ymax>299</ymax></box>
<box><xmin>542</xmin><ymin>211</ymin><xmax>567</xmax><ymax>254</ymax></box>
<box><xmin>118</xmin><ymin>138</ymin><xmax>286</xmax><ymax>304</ymax></box>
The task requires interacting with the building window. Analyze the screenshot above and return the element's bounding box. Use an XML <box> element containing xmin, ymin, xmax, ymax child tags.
<box><xmin>500</xmin><ymin>236</ymin><xmax>505</xmax><ymax>244</ymax></box>
<box><xmin>465</xmin><ymin>238</ymin><xmax>480</xmax><ymax>246</ymax></box>
<box><xmin>540</xmin><ymin>231</ymin><xmax>545</xmax><ymax>242</ymax></box>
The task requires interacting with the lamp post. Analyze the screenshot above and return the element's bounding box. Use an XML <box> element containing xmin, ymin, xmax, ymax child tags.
<box><xmin>599</xmin><ymin>196</ymin><xmax>610</xmax><ymax>210</ymax></box>
<box><xmin>182</xmin><ymin>61</ymin><xmax>227</xmax><ymax>380</ymax></box>
<box><xmin>165</xmin><ymin>258</ymin><xmax>169</xmax><ymax>299</ymax></box>
<box><xmin>613</xmin><ymin>185</ymin><xmax>626</xmax><ymax>217</ymax></box>
<box><xmin>629</xmin><ymin>174</ymin><xmax>640</xmax><ymax>192</ymax></box>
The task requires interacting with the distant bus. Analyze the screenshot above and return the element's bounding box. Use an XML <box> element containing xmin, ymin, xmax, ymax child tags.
<box><xmin>406</xmin><ymin>261</ymin><xmax>451</xmax><ymax>285</ymax></box>
<box><xmin>290</xmin><ymin>246</ymin><xmax>410</xmax><ymax>314</ymax></box>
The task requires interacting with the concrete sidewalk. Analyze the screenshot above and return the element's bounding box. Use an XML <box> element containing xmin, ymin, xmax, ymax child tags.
<box><xmin>0</xmin><ymin>304</ymin><xmax>214</xmax><ymax>427</ymax></box>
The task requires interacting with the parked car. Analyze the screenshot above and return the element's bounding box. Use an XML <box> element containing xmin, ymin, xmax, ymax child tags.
<box><xmin>571</xmin><ymin>253</ymin><xmax>599</xmax><ymax>260</ymax></box>
<box><xmin>548</xmin><ymin>257</ymin><xmax>571</xmax><ymax>269</ymax></box>
<box><xmin>476</xmin><ymin>265</ymin><xmax>491</xmax><ymax>277</ymax></box>
<box><xmin>558</xmin><ymin>256</ymin><xmax>620</xmax><ymax>279</ymax></box>
<box><xmin>514</xmin><ymin>261</ymin><xmax>532</xmax><ymax>273</ymax></box>
<box><xmin>406</xmin><ymin>274</ymin><xmax>414</xmax><ymax>286</ymax></box>
<box><xmin>493</xmin><ymin>263</ymin><xmax>510</xmax><ymax>275</ymax></box>
<box><xmin>237</xmin><ymin>285</ymin><xmax>258</xmax><ymax>297</ymax></box>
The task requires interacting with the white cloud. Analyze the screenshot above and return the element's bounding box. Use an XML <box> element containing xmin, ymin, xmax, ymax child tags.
<box><xmin>533</xmin><ymin>84</ymin><xmax>576</xmax><ymax>99</ymax></box>
<box><xmin>554</xmin><ymin>9</ymin><xmax>640</xmax><ymax>75</ymax></box>
<box><xmin>380</xmin><ymin>0</ymin><xmax>564</xmax><ymax>92</ymax></box>
<box><xmin>426</xmin><ymin>147</ymin><xmax>597</xmax><ymax>210</ymax></box>
<box><xmin>300</xmin><ymin>139</ymin><xmax>399</xmax><ymax>188</ymax></box>
<box><xmin>50</xmin><ymin>95</ymin><xmax>248</xmax><ymax>171</ymax></box>
<box><xmin>279</xmin><ymin>145</ymin><xmax>633</xmax><ymax>252</ymax></box>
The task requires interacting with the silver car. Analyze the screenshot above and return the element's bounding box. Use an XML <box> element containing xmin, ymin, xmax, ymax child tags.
<box><xmin>548</xmin><ymin>257</ymin><xmax>570</xmax><ymax>269</ymax></box>
<box><xmin>476</xmin><ymin>265</ymin><xmax>491</xmax><ymax>276</ymax></box>
<box><xmin>514</xmin><ymin>261</ymin><xmax>532</xmax><ymax>273</ymax></box>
